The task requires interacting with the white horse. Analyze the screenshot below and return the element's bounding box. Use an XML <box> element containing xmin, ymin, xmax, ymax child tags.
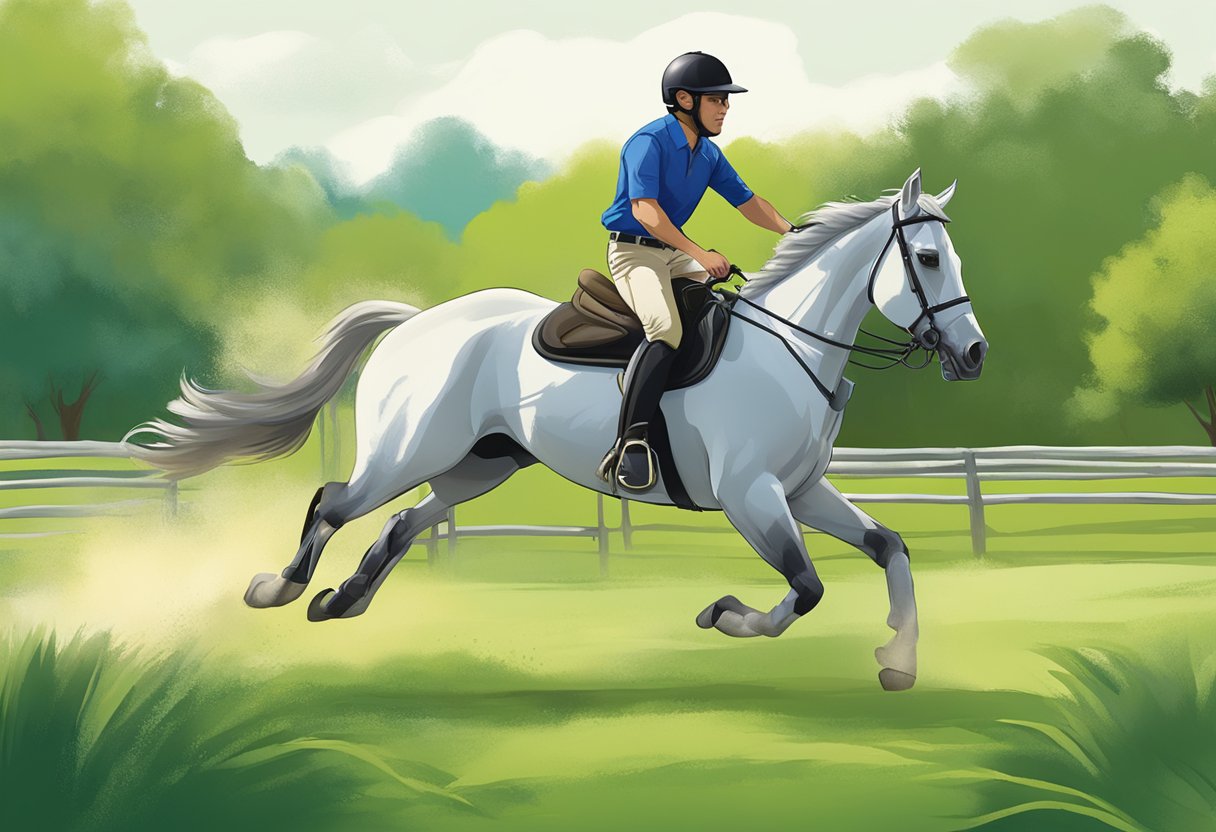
<box><xmin>125</xmin><ymin>169</ymin><xmax>986</xmax><ymax>691</ymax></box>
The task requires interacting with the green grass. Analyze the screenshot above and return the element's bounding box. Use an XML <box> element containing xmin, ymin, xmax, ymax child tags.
<box><xmin>0</xmin><ymin>628</ymin><xmax>472</xmax><ymax>831</ymax></box>
<box><xmin>934</xmin><ymin>642</ymin><xmax>1216</xmax><ymax>832</ymax></box>
<box><xmin>1</xmin><ymin>427</ymin><xmax>1214</xmax><ymax>830</ymax></box>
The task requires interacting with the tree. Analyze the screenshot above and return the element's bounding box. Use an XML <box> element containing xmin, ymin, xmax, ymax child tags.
<box><xmin>1069</xmin><ymin>174</ymin><xmax>1216</xmax><ymax>445</ymax></box>
<box><xmin>0</xmin><ymin>0</ymin><xmax>330</xmax><ymax>439</ymax></box>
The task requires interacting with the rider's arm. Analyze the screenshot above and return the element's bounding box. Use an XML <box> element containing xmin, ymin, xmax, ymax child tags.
<box><xmin>631</xmin><ymin>198</ymin><xmax>709</xmax><ymax>259</ymax></box>
<box><xmin>737</xmin><ymin>194</ymin><xmax>795</xmax><ymax>234</ymax></box>
<box><xmin>631</xmin><ymin>199</ymin><xmax>731</xmax><ymax>279</ymax></box>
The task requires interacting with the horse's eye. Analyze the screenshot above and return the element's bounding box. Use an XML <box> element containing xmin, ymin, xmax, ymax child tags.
<box><xmin>916</xmin><ymin>249</ymin><xmax>940</xmax><ymax>268</ymax></box>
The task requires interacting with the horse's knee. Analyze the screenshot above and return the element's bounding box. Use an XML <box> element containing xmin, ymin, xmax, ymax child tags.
<box><xmin>862</xmin><ymin>528</ymin><xmax>907</xmax><ymax>569</ymax></box>
<box><xmin>789</xmin><ymin>571</ymin><xmax>825</xmax><ymax>615</ymax></box>
<box><xmin>385</xmin><ymin>510</ymin><xmax>416</xmax><ymax>552</ymax></box>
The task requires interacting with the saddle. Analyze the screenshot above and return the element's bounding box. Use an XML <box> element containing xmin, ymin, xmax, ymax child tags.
<box><xmin>531</xmin><ymin>269</ymin><xmax>734</xmax><ymax>390</ymax></box>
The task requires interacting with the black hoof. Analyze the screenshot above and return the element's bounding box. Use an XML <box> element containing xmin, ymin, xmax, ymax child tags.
<box><xmin>306</xmin><ymin>589</ymin><xmax>336</xmax><ymax>622</ymax></box>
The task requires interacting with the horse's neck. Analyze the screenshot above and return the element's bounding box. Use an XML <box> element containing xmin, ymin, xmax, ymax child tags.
<box><xmin>747</xmin><ymin>217</ymin><xmax>888</xmax><ymax>383</ymax></box>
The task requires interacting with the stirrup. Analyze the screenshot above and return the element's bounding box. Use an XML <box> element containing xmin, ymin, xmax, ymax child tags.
<box><xmin>615</xmin><ymin>426</ymin><xmax>657</xmax><ymax>492</ymax></box>
<box><xmin>596</xmin><ymin>442</ymin><xmax>622</xmax><ymax>483</ymax></box>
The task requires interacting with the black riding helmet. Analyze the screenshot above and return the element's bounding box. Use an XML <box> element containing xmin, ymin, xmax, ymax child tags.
<box><xmin>661</xmin><ymin>52</ymin><xmax>748</xmax><ymax>138</ymax></box>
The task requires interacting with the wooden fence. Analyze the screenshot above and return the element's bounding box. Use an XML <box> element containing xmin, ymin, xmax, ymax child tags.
<box><xmin>3</xmin><ymin>442</ymin><xmax>1213</xmax><ymax>562</ymax></box>
<box><xmin>0</xmin><ymin>441</ymin><xmax>177</xmax><ymax>539</ymax></box>
<box><xmin>424</xmin><ymin>445</ymin><xmax>1216</xmax><ymax>565</ymax></box>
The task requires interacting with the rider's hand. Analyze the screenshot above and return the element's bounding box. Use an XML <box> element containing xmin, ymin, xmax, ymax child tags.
<box><xmin>699</xmin><ymin>250</ymin><xmax>731</xmax><ymax>280</ymax></box>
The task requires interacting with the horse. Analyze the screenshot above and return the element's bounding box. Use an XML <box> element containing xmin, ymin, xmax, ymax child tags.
<box><xmin>124</xmin><ymin>169</ymin><xmax>986</xmax><ymax>692</ymax></box>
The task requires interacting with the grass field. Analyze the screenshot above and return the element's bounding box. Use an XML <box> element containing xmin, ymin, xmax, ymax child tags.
<box><xmin>2</xmin><ymin>432</ymin><xmax>1214</xmax><ymax>830</ymax></box>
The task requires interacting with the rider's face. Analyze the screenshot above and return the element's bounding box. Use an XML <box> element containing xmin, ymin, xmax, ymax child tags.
<box><xmin>675</xmin><ymin>91</ymin><xmax>731</xmax><ymax>135</ymax></box>
<box><xmin>699</xmin><ymin>93</ymin><xmax>730</xmax><ymax>134</ymax></box>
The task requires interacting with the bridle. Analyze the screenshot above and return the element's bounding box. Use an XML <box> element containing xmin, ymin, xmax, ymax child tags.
<box><xmin>865</xmin><ymin>202</ymin><xmax>970</xmax><ymax>351</ymax></box>
<box><xmin>716</xmin><ymin>202</ymin><xmax>971</xmax><ymax>405</ymax></box>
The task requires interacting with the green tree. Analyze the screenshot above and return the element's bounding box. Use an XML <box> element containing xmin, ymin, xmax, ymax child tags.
<box><xmin>832</xmin><ymin>7</ymin><xmax>1216</xmax><ymax>448</ymax></box>
<box><xmin>0</xmin><ymin>0</ymin><xmax>331</xmax><ymax>438</ymax></box>
<box><xmin>1069</xmin><ymin>174</ymin><xmax>1216</xmax><ymax>445</ymax></box>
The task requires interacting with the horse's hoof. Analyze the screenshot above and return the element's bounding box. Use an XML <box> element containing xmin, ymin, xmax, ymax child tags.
<box><xmin>306</xmin><ymin>588</ymin><xmax>336</xmax><ymax>622</ymax></box>
<box><xmin>244</xmin><ymin>573</ymin><xmax>307</xmax><ymax>608</ymax></box>
<box><xmin>878</xmin><ymin>668</ymin><xmax>916</xmax><ymax>691</ymax></box>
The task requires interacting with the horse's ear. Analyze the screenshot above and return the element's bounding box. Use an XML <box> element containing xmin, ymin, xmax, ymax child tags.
<box><xmin>900</xmin><ymin>169</ymin><xmax>923</xmax><ymax>218</ymax></box>
<box><xmin>935</xmin><ymin>179</ymin><xmax>957</xmax><ymax>208</ymax></box>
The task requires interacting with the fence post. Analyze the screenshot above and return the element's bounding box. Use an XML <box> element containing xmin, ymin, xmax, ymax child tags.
<box><xmin>596</xmin><ymin>493</ymin><xmax>609</xmax><ymax>576</ymax></box>
<box><xmin>328</xmin><ymin>399</ymin><xmax>340</xmax><ymax>479</ymax></box>
<box><xmin>318</xmin><ymin>408</ymin><xmax>327</xmax><ymax>480</ymax></box>
<box><xmin>963</xmin><ymin>449</ymin><xmax>986</xmax><ymax>556</ymax></box>
<box><xmin>621</xmin><ymin>498</ymin><xmax>633</xmax><ymax>550</ymax></box>
<box><xmin>425</xmin><ymin>524</ymin><xmax>438</xmax><ymax>565</ymax></box>
<box><xmin>447</xmin><ymin>506</ymin><xmax>457</xmax><ymax>562</ymax></box>
<box><xmin>164</xmin><ymin>480</ymin><xmax>178</xmax><ymax>519</ymax></box>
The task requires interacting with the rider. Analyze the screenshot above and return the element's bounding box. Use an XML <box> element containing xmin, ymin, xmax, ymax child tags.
<box><xmin>596</xmin><ymin>51</ymin><xmax>795</xmax><ymax>492</ymax></box>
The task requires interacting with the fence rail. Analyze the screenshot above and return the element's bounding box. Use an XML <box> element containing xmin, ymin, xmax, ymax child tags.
<box><xmin>418</xmin><ymin>445</ymin><xmax>1216</xmax><ymax>562</ymax></box>
<box><xmin>2</xmin><ymin>441</ymin><xmax>1213</xmax><ymax>558</ymax></box>
<box><xmin>0</xmin><ymin>441</ymin><xmax>178</xmax><ymax>538</ymax></box>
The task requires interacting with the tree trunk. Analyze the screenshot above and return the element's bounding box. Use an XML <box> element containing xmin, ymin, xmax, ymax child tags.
<box><xmin>50</xmin><ymin>370</ymin><xmax>101</xmax><ymax>440</ymax></box>
<box><xmin>1183</xmin><ymin>384</ymin><xmax>1216</xmax><ymax>447</ymax></box>
<box><xmin>24</xmin><ymin>401</ymin><xmax>47</xmax><ymax>441</ymax></box>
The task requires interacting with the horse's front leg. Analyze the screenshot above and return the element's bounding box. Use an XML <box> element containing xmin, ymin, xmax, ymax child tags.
<box><xmin>788</xmin><ymin>477</ymin><xmax>918</xmax><ymax>691</ymax></box>
<box><xmin>696</xmin><ymin>472</ymin><xmax>824</xmax><ymax>638</ymax></box>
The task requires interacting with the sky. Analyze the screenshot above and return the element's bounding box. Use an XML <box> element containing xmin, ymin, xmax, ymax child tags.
<box><xmin>124</xmin><ymin>0</ymin><xmax>1216</xmax><ymax>185</ymax></box>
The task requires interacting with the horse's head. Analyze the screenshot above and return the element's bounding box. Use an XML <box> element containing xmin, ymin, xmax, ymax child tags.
<box><xmin>869</xmin><ymin>169</ymin><xmax>987</xmax><ymax>381</ymax></box>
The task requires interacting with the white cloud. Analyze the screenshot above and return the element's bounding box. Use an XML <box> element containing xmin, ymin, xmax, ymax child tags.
<box><xmin>188</xmin><ymin>30</ymin><xmax>320</xmax><ymax>90</ymax></box>
<box><xmin>327</xmin><ymin>13</ymin><xmax>967</xmax><ymax>184</ymax></box>
<box><xmin>175</xmin><ymin>28</ymin><xmax>417</xmax><ymax>162</ymax></box>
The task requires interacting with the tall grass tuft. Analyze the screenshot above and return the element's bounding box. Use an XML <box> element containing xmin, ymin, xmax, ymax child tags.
<box><xmin>931</xmin><ymin>643</ymin><xmax>1216</xmax><ymax>832</ymax></box>
<box><xmin>0</xmin><ymin>628</ymin><xmax>471</xmax><ymax>831</ymax></box>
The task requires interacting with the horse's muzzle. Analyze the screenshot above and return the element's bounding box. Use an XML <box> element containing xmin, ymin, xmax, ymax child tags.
<box><xmin>940</xmin><ymin>338</ymin><xmax>986</xmax><ymax>381</ymax></box>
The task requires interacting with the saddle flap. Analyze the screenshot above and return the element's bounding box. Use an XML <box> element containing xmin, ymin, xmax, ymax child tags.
<box><xmin>577</xmin><ymin>269</ymin><xmax>634</xmax><ymax>316</ymax></box>
<box><xmin>573</xmin><ymin>288</ymin><xmax>643</xmax><ymax>333</ymax></box>
<box><xmin>543</xmin><ymin>301</ymin><xmax>631</xmax><ymax>348</ymax></box>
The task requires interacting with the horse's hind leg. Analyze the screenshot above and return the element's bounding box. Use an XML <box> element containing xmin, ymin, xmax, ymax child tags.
<box><xmin>245</xmin><ymin>481</ymin><xmax>350</xmax><ymax>608</ymax></box>
<box><xmin>788</xmin><ymin>477</ymin><xmax>918</xmax><ymax>691</ymax></box>
<box><xmin>307</xmin><ymin>436</ymin><xmax>536</xmax><ymax>621</ymax></box>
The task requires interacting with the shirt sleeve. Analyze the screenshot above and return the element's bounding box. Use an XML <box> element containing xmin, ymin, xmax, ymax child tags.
<box><xmin>709</xmin><ymin>151</ymin><xmax>754</xmax><ymax>207</ymax></box>
<box><xmin>622</xmin><ymin>135</ymin><xmax>661</xmax><ymax>200</ymax></box>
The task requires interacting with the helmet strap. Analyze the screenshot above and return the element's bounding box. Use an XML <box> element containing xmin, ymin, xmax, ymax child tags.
<box><xmin>676</xmin><ymin>92</ymin><xmax>715</xmax><ymax>140</ymax></box>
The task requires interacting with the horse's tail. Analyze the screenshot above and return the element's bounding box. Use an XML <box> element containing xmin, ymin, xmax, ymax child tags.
<box><xmin>122</xmin><ymin>300</ymin><xmax>421</xmax><ymax>480</ymax></box>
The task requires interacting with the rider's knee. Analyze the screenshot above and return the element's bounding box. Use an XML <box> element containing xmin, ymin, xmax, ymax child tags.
<box><xmin>643</xmin><ymin>317</ymin><xmax>682</xmax><ymax>350</ymax></box>
<box><xmin>789</xmin><ymin>571</ymin><xmax>825</xmax><ymax>615</ymax></box>
<box><xmin>862</xmin><ymin>527</ymin><xmax>907</xmax><ymax>569</ymax></box>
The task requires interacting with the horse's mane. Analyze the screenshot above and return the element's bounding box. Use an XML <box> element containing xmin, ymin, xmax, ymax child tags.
<box><xmin>739</xmin><ymin>194</ymin><xmax>897</xmax><ymax>297</ymax></box>
<box><xmin>739</xmin><ymin>190</ymin><xmax>950</xmax><ymax>297</ymax></box>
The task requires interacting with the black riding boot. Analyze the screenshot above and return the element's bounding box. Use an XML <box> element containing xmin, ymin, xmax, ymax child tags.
<box><xmin>596</xmin><ymin>338</ymin><xmax>678</xmax><ymax>491</ymax></box>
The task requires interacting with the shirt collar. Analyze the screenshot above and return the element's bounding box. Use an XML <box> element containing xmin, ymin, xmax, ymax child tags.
<box><xmin>663</xmin><ymin>113</ymin><xmax>698</xmax><ymax>153</ymax></box>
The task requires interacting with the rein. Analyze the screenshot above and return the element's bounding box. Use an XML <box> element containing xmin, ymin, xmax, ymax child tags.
<box><xmin>714</xmin><ymin>204</ymin><xmax>970</xmax><ymax>404</ymax></box>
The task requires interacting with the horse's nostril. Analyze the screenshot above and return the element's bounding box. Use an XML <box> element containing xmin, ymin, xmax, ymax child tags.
<box><xmin>967</xmin><ymin>341</ymin><xmax>985</xmax><ymax>367</ymax></box>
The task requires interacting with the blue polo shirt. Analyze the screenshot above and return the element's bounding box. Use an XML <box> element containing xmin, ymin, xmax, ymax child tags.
<box><xmin>601</xmin><ymin>114</ymin><xmax>754</xmax><ymax>235</ymax></box>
